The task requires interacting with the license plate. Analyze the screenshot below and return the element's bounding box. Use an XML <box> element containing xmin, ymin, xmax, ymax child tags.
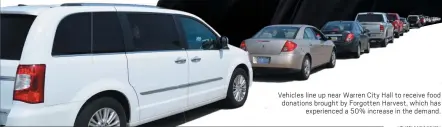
<box><xmin>331</xmin><ymin>37</ymin><xmax>338</xmax><ymax>41</ymax></box>
<box><xmin>253</xmin><ymin>57</ymin><xmax>270</xmax><ymax>64</ymax></box>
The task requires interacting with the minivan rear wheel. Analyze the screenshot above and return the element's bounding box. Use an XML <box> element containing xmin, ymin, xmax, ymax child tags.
<box><xmin>223</xmin><ymin>68</ymin><xmax>249</xmax><ymax>108</ymax></box>
<box><xmin>74</xmin><ymin>97</ymin><xmax>127</xmax><ymax>127</ymax></box>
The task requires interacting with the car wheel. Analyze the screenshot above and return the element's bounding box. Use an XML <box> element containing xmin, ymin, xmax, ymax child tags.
<box><xmin>364</xmin><ymin>42</ymin><xmax>370</xmax><ymax>53</ymax></box>
<box><xmin>394</xmin><ymin>33</ymin><xmax>400</xmax><ymax>38</ymax></box>
<box><xmin>353</xmin><ymin>44</ymin><xmax>361</xmax><ymax>58</ymax></box>
<box><xmin>326</xmin><ymin>50</ymin><xmax>336</xmax><ymax>68</ymax></box>
<box><xmin>74</xmin><ymin>97</ymin><xmax>127</xmax><ymax>127</ymax></box>
<box><xmin>296</xmin><ymin>56</ymin><xmax>311</xmax><ymax>80</ymax></box>
<box><xmin>223</xmin><ymin>68</ymin><xmax>249</xmax><ymax>108</ymax></box>
<box><xmin>400</xmin><ymin>32</ymin><xmax>404</xmax><ymax>36</ymax></box>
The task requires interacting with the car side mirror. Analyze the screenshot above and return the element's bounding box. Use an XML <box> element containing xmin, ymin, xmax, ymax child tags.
<box><xmin>218</xmin><ymin>36</ymin><xmax>229</xmax><ymax>49</ymax></box>
<box><xmin>364</xmin><ymin>29</ymin><xmax>370</xmax><ymax>33</ymax></box>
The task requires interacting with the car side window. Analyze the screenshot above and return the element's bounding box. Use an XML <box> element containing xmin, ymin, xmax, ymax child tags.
<box><xmin>92</xmin><ymin>12</ymin><xmax>125</xmax><ymax>53</ymax></box>
<box><xmin>310</xmin><ymin>28</ymin><xmax>326</xmax><ymax>40</ymax></box>
<box><xmin>53</xmin><ymin>13</ymin><xmax>92</xmax><ymax>55</ymax></box>
<box><xmin>177</xmin><ymin>16</ymin><xmax>217</xmax><ymax>50</ymax></box>
<box><xmin>304</xmin><ymin>28</ymin><xmax>315</xmax><ymax>40</ymax></box>
<box><xmin>125</xmin><ymin>13</ymin><xmax>182</xmax><ymax>51</ymax></box>
<box><xmin>53</xmin><ymin>12</ymin><xmax>126</xmax><ymax>55</ymax></box>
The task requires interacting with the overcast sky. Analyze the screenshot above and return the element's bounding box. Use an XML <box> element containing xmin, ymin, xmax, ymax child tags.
<box><xmin>1</xmin><ymin>0</ymin><xmax>159</xmax><ymax>7</ymax></box>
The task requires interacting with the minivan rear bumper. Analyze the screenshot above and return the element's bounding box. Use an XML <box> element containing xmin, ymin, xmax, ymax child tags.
<box><xmin>4</xmin><ymin>101</ymin><xmax>84</xmax><ymax>126</ymax></box>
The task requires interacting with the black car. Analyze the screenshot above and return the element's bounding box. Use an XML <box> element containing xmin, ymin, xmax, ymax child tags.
<box><xmin>407</xmin><ymin>15</ymin><xmax>422</xmax><ymax>28</ymax></box>
<box><xmin>321</xmin><ymin>21</ymin><xmax>370</xmax><ymax>58</ymax></box>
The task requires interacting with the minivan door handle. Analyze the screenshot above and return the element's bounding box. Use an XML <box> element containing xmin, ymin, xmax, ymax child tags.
<box><xmin>175</xmin><ymin>57</ymin><xmax>187</xmax><ymax>64</ymax></box>
<box><xmin>191</xmin><ymin>57</ymin><xmax>201</xmax><ymax>62</ymax></box>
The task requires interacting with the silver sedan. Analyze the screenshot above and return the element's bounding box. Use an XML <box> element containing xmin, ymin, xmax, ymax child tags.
<box><xmin>241</xmin><ymin>25</ymin><xmax>336</xmax><ymax>80</ymax></box>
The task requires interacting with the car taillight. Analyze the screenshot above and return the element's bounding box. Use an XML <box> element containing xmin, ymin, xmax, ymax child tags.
<box><xmin>281</xmin><ymin>40</ymin><xmax>297</xmax><ymax>52</ymax></box>
<box><xmin>240</xmin><ymin>41</ymin><xmax>247</xmax><ymax>51</ymax></box>
<box><xmin>345</xmin><ymin>33</ymin><xmax>354</xmax><ymax>42</ymax></box>
<box><xmin>13</xmin><ymin>64</ymin><xmax>46</xmax><ymax>104</ymax></box>
<box><xmin>420</xmin><ymin>18</ymin><xmax>424</xmax><ymax>23</ymax></box>
<box><xmin>380</xmin><ymin>25</ymin><xmax>384</xmax><ymax>32</ymax></box>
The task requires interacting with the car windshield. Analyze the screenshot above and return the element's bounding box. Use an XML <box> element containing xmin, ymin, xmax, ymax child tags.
<box><xmin>322</xmin><ymin>22</ymin><xmax>353</xmax><ymax>31</ymax></box>
<box><xmin>387</xmin><ymin>15</ymin><xmax>398</xmax><ymax>20</ymax></box>
<box><xmin>253</xmin><ymin>26</ymin><xmax>300</xmax><ymax>39</ymax></box>
<box><xmin>1</xmin><ymin>14</ymin><xmax>37</xmax><ymax>60</ymax></box>
<box><xmin>356</xmin><ymin>14</ymin><xmax>384</xmax><ymax>22</ymax></box>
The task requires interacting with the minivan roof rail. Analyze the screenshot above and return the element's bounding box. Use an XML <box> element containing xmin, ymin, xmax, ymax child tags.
<box><xmin>60</xmin><ymin>3</ymin><xmax>161</xmax><ymax>8</ymax></box>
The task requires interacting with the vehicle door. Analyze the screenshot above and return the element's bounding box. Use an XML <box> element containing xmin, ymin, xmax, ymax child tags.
<box><xmin>174</xmin><ymin>15</ymin><xmax>228</xmax><ymax>107</ymax></box>
<box><xmin>355</xmin><ymin>22</ymin><xmax>369</xmax><ymax>48</ymax></box>
<box><xmin>311</xmin><ymin>27</ymin><xmax>332</xmax><ymax>65</ymax></box>
<box><xmin>118</xmin><ymin>12</ymin><xmax>189</xmax><ymax>120</ymax></box>
<box><xmin>0</xmin><ymin>14</ymin><xmax>37</xmax><ymax>125</ymax></box>
<box><xmin>304</xmin><ymin>27</ymin><xmax>322</xmax><ymax>67</ymax></box>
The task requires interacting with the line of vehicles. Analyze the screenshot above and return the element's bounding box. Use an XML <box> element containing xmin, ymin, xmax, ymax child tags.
<box><xmin>241</xmin><ymin>12</ymin><xmax>438</xmax><ymax>80</ymax></box>
<box><xmin>0</xmin><ymin>3</ymin><xmax>439</xmax><ymax>127</ymax></box>
<box><xmin>407</xmin><ymin>14</ymin><xmax>440</xmax><ymax>28</ymax></box>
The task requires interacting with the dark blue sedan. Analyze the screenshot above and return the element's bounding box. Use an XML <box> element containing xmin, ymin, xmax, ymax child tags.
<box><xmin>321</xmin><ymin>21</ymin><xmax>370</xmax><ymax>58</ymax></box>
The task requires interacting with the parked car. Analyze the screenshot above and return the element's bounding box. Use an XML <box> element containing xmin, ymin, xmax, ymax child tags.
<box><xmin>419</xmin><ymin>15</ymin><xmax>426</xmax><ymax>25</ymax></box>
<box><xmin>321</xmin><ymin>21</ymin><xmax>370</xmax><ymax>58</ymax></box>
<box><xmin>407</xmin><ymin>15</ymin><xmax>422</xmax><ymax>28</ymax></box>
<box><xmin>241</xmin><ymin>25</ymin><xmax>336</xmax><ymax>80</ymax></box>
<box><xmin>0</xmin><ymin>3</ymin><xmax>253</xmax><ymax>126</ymax></box>
<box><xmin>387</xmin><ymin>13</ymin><xmax>404</xmax><ymax>37</ymax></box>
<box><xmin>355</xmin><ymin>12</ymin><xmax>394</xmax><ymax>47</ymax></box>
<box><xmin>400</xmin><ymin>17</ymin><xmax>410</xmax><ymax>32</ymax></box>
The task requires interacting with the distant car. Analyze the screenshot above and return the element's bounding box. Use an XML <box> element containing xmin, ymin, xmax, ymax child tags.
<box><xmin>407</xmin><ymin>15</ymin><xmax>422</xmax><ymax>28</ymax></box>
<box><xmin>321</xmin><ymin>21</ymin><xmax>370</xmax><ymax>58</ymax></box>
<box><xmin>400</xmin><ymin>17</ymin><xmax>410</xmax><ymax>32</ymax></box>
<box><xmin>387</xmin><ymin>13</ymin><xmax>404</xmax><ymax>37</ymax></box>
<box><xmin>241</xmin><ymin>25</ymin><xmax>336</xmax><ymax>80</ymax></box>
<box><xmin>419</xmin><ymin>15</ymin><xmax>426</xmax><ymax>25</ymax></box>
<box><xmin>355</xmin><ymin>12</ymin><xmax>394</xmax><ymax>47</ymax></box>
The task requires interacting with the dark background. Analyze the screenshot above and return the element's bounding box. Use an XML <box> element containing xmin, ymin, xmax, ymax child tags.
<box><xmin>157</xmin><ymin>0</ymin><xmax>440</xmax><ymax>47</ymax></box>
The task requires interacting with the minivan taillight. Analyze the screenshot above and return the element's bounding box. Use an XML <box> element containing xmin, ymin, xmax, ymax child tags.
<box><xmin>240</xmin><ymin>41</ymin><xmax>247</xmax><ymax>51</ymax></box>
<box><xmin>13</xmin><ymin>64</ymin><xmax>46</xmax><ymax>104</ymax></box>
<box><xmin>380</xmin><ymin>25</ymin><xmax>385</xmax><ymax>32</ymax></box>
<box><xmin>281</xmin><ymin>40</ymin><xmax>297</xmax><ymax>52</ymax></box>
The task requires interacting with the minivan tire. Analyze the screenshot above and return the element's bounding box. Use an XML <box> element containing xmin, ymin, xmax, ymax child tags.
<box><xmin>222</xmin><ymin>68</ymin><xmax>249</xmax><ymax>108</ymax></box>
<box><xmin>74</xmin><ymin>97</ymin><xmax>127</xmax><ymax>127</ymax></box>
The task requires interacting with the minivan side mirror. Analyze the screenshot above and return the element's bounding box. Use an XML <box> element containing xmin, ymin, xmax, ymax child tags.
<box><xmin>218</xmin><ymin>36</ymin><xmax>229</xmax><ymax>49</ymax></box>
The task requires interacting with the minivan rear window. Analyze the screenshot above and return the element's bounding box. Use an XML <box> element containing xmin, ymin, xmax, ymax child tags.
<box><xmin>356</xmin><ymin>14</ymin><xmax>384</xmax><ymax>22</ymax></box>
<box><xmin>1</xmin><ymin>14</ymin><xmax>36</xmax><ymax>60</ymax></box>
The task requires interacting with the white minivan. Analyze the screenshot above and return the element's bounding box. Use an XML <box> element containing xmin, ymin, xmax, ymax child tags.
<box><xmin>0</xmin><ymin>3</ymin><xmax>252</xmax><ymax>126</ymax></box>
